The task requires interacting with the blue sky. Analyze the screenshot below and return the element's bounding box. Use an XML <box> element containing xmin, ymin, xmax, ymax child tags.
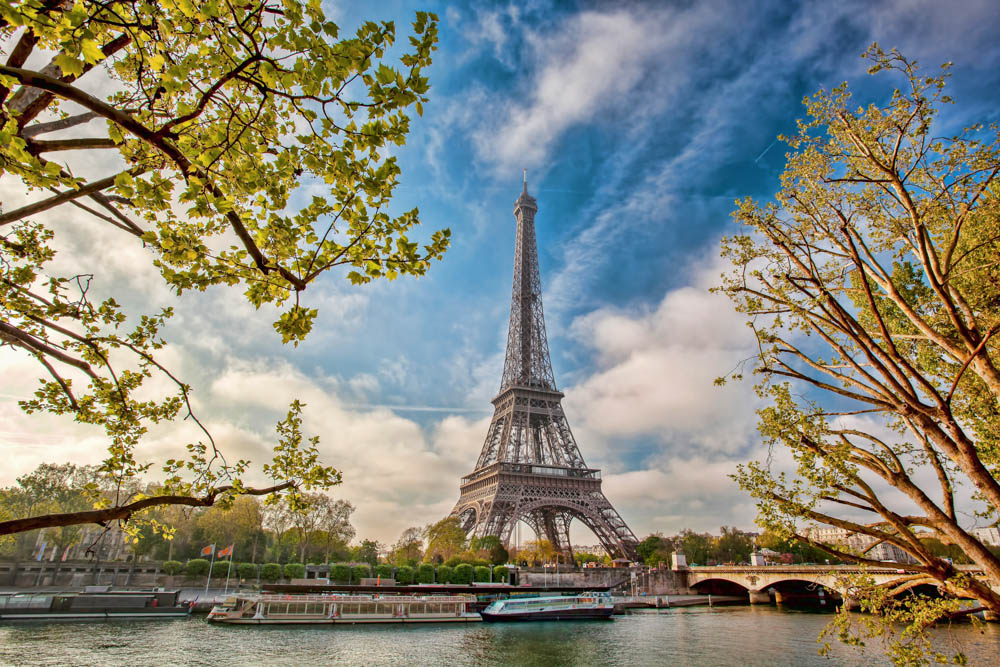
<box><xmin>4</xmin><ymin>0</ymin><xmax>1000</xmax><ymax>546</ymax></box>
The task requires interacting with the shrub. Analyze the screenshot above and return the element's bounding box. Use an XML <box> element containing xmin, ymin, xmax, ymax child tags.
<box><xmin>237</xmin><ymin>562</ymin><xmax>258</xmax><ymax>580</ymax></box>
<box><xmin>162</xmin><ymin>560</ymin><xmax>183</xmax><ymax>576</ymax></box>
<box><xmin>396</xmin><ymin>565</ymin><xmax>414</xmax><ymax>585</ymax></box>
<box><xmin>330</xmin><ymin>563</ymin><xmax>352</xmax><ymax>583</ymax></box>
<box><xmin>211</xmin><ymin>560</ymin><xmax>233</xmax><ymax>578</ymax></box>
<box><xmin>185</xmin><ymin>558</ymin><xmax>209</xmax><ymax>577</ymax></box>
<box><xmin>493</xmin><ymin>566</ymin><xmax>510</xmax><ymax>583</ymax></box>
<box><xmin>352</xmin><ymin>564</ymin><xmax>371</xmax><ymax>583</ymax></box>
<box><xmin>375</xmin><ymin>564</ymin><xmax>393</xmax><ymax>579</ymax></box>
<box><xmin>284</xmin><ymin>563</ymin><xmax>306</xmax><ymax>579</ymax></box>
<box><xmin>473</xmin><ymin>566</ymin><xmax>491</xmax><ymax>583</ymax></box>
<box><xmin>443</xmin><ymin>556</ymin><xmax>464</xmax><ymax>568</ymax></box>
<box><xmin>260</xmin><ymin>562</ymin><xmax>282</xmax><ymax>582</ymax></box>
<box><xmin>416</xmin><ymin>563</ymin><xmax>435</xmax><ymax>584</ymax></box>
<box><xmin>453</xmin><ymin>563</ymin><xmax>474</xmax><ymax>584</ymax></box>
<box><xmin>436</xmin><ymin>565</ymin><xmax>454</xmax><ymax>584</ymax></box>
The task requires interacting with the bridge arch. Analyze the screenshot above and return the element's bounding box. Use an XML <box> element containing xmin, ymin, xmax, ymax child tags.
<box><xmin>689</xmin><ymin>577</ymin><xmax>751</xmax><ymax>596</ymax></box>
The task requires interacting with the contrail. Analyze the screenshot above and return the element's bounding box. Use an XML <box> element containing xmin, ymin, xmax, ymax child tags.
<box><xmin>754</xmin><ymin>138</ymin><xmax>778</xmax><ymax>163</ymax></box>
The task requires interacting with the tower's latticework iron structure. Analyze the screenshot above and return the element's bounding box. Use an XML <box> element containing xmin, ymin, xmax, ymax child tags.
<box><xmin>451</xmin><ymin>179</ymin><xmax>639</xmax><ymax>561</ymax></box>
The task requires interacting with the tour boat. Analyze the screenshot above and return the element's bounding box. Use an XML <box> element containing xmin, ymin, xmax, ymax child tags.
<box><xmin>207</xmin><ymin>593</ymin><xmax>482</xmax><ymax>624</ymax></box>
<box><xmin>0</xmin><ymin>589</ymin><xmax>191</xmax><ymax>621</ymax></box>
<box><xmin>480</xmin><ymin>592</ymin><xmax>615</xmax><ymax>621</ymax></box>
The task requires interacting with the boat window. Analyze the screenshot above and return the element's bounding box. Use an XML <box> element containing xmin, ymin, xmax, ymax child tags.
<box><xmin>410</xmin><ymin>603</ymin><xmax>426</xmax><ymax>614</ymax></box>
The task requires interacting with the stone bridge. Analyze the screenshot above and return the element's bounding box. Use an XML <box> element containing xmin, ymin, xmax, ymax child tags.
<box><xmin>681</xmin><ymin>564</ymin><xmax>988</xmax><ymax>606</ymax></box>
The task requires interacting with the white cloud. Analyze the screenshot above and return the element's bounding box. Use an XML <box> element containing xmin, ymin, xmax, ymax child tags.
<box><xmin>471</xmin><ymin>10</ymin><xmax>667</xmax><ymax>173</ymax></box>
<box><xmin>564</xmin><ymin>248</ymin><xmax>760</xmax><ymax>457</ymax></box>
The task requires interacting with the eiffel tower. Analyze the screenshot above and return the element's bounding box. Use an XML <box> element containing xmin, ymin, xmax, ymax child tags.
<box><xmin>451</xmin><ymin>176</ymin><xmax>639</xmax><ymax>561</ymax></box>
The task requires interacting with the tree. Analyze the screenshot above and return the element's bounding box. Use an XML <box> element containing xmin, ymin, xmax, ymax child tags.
<box><xmin>0</xmin><ymin>1</ymin><xmax>446</xmax><ymax>536</ymax></box>
<box><xmin>470</xmin><ymin>535</ymin><xmax>508</xmax><ymax>566</ymax></box>
<box><xmin>721</xmin><ymin>45</ymin><xmax>1000</xmax><ymax>660</ymax></box>
<box><xmin>388</xmin><ymin>526</ymin><xmax>424</xmax><ymax>566</ymax></box>
<box><xmin>273</xmin><ymin>492</ymin><xmax>355</xmax><ymax>563</ymax></box>
<box><xmin>353</xmin><ymin>538</ymin><xmax>380</xmax><ymax>566</ymax></box>
<box><xmin>674</xmin><ymin>530</ymin><xmax>712</xmax><ymax>566</ymax></box>
<box><xmin>517</xmin><ymin>539</ymin><xmax>555</xmax><ymax>566</ymax></box>
<box><xmin>711</xmin><ymin>527</ymin><xmax>753</xmax><ymax>564</ymax></box>
<box><xmin>423</xmin><ymin>517</ymin><xmax>465</xmax><ymax>563</ymax></box>
<box><xmin>0</xmin><ymin>463</ymin><xmax>97</xmax><ymax>558</ymax></box>
<box><xmin>636</xmin><ymin>533</ymin><xmax>673</xmax><ymax>567</ymax></box>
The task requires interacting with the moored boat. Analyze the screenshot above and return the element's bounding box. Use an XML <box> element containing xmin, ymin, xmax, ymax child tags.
<box><xmin>0</xmin><ymin>589</ymin><xmax>190</xmax><ymax>621</ymax></box>
<box><xmin>480</xmin><ymin>592</ymin><xmax>615</xmax><ymax>621</ymax></box>
<box><xmin>207</xmin><ymin>593</ymin><xmax>482</xmax><ymax>624</ymax></box>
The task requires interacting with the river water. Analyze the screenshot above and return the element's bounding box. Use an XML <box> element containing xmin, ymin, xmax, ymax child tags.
<box><xmin>1</xmin><ymin>606</ymin><xmax>999</xmax><ymax>666</ymax></box>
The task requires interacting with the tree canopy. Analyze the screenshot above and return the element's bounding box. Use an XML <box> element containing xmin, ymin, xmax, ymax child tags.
<box><xmin>721</xmin><ymin>45</ymin><xmax>1000</xmax><ymax>659</ymax></box>
<box><xmin>0</xmin><ymin>1</ymin><xmax>446</xmax><ymax>537</ymax></box>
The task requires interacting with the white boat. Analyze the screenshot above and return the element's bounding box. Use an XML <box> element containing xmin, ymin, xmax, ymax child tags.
<box><xmin>480</xmin><ymin>592</ymin><xmax>615</xmax><ymax>622</ymax></box>
<box><xmin>207</xmin><ymin>593</ymin><xmax>482</xmax><ymax>624</ymax></box>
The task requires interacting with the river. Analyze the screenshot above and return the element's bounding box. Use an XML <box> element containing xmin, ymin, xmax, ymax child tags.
<box><xmin>1</xmin><ymin>605</ymin><xmax>999</xmax><ymax>666</ymax></box>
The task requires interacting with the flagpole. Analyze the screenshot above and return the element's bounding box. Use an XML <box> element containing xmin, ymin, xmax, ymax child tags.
<box><xmin>205</xmin><ymin>545</ymin><xmax>216</xmax><ymax>595</ymax></box>
<box><xmin>224</xmin><ymin>546</ymin><xmax>234</xmax><ymax>594</ymax></box>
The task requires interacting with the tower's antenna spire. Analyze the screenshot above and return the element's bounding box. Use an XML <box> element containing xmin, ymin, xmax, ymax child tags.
<box><xmin>523</xmin><ymin>168</ymin><xmax>527</xmax><ymax>192</ymax></box>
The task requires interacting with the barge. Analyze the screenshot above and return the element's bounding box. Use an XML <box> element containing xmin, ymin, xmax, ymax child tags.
<box><xmin>0</xmin><ymin>589</ymin><xmax>190</xmax><ymax>621</ymax></box>
<box><xmin>208</xmin><ymin>593</ymin><xmax>482</xmax><ymax>624</ymax></box>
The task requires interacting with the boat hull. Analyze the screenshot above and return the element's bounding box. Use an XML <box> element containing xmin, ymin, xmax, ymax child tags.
<box><xmin>210</xmin><ymin>615</ymin><xmax>482</xmax><ymax>625</ymax></box>
<box><xmin>480</xmin><ymin>607</ymin><xmax>614</xmax><ymax>622</ymax></box>
<box><xmin>0</xmin><ymin>610</ymin><xmax>191</xmax><ymax>621</ymax></box>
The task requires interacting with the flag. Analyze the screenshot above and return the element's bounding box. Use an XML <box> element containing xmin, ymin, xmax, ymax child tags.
<box><xmin>36</xmin><ymin>542</ymin><xmax>46</xmax><ymax>561</ymax></box>
<box><xmin>61</xmin><ymin>546</ymin><xmax>70</xmax><ymax>562</ymax></box>
<box><xmin>218</xmin><ymin>544</ymin><xmax>233</xmax><ymax>558</ymax></box>
<box><xmin>201</xmin><ymin>544</ymin><xmax>215</xmax><ymax>556</ymax></box>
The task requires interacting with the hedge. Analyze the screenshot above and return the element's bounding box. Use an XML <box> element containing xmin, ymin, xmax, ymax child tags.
<box><xmin>237</xmin><ymin>562</ymin><xmax>258</xmax><ymax>580</ymax></box>
<box><xmin>352</xmin><ymin>564</ymin><xmax>371</xmax><ymax>582</ymax></box>
<box><xmin>185</xmin><ymin>558</ymin><xmax>209</xmax><ymax>577</ymax></box>
<box><xmin>284</xmin><ymin>563</ymin><xmax>306</xmax><ymax>579</ymax></box>
<box><xmin>330</xmin><ymin>563</ymin><xmax>352</xmax><ymax>583</ymax></box>
<box><xmin>473</xmin><ymin>565</ymin><xmax>491</xmax><ymax>583</ymax></box>
<box><xmin>416</xmin><ymin>563</ymin><xmax>435</xmax><ymax>584</ymax></box>
<box><xmin>395</xmin><ymin>565</ymin><xmax>414</xmax><ymax>585</ymax></box>
<box><xmin>452</xmin><ymin>563</ymin><xmax>474</xmax><ymax>584</ymax></box>
<box><xmin>374</xmin><ymin>564</ymin><xmax>393</xmax><ymax>579</ymax></box>
<box><xmin>436</xmin><ymin>565</ymin><xmax>454</xmax><ymax>584</ymax></box>
<box><xmin>260</xmin><ymin>562</ymin><xmax>282</xmax><ymax>582</ymax></box>
<box><xmin>493</xmin><ymin>565</ymin><xmax>510</xmax><ymax>583</ymax></box>
<box><xmin>162</xmin><ymin>560</ymin><xmax>183</xmax><ymax>576</ymax></box>
<box><xmin>211</xmin><ymin>560</ymin><xmax>233</xmax><ymax>578</ymax></box>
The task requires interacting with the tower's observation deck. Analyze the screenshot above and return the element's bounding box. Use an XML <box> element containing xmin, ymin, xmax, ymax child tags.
<box><xmin>450</xmin><ymin>180</ymin><xmax>638</xmax><ymax>560</ymax></box>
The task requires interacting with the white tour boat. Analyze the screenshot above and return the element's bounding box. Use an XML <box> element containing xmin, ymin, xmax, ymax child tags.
<box><xmin>480</xmin><ymin>592</ymin><xmax>615</xmax><ymax>622</ymax></box>
<box><xmin>207</xmin><ymin>593</ymin><xmax>482</xmax><ymax>625</ymax></box>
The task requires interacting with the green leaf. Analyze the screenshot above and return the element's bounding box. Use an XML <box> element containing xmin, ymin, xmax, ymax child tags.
<box><xmin>53</xmin><ymin>53</ymin><xmax>84</xmax><ymax>77</ymax></box>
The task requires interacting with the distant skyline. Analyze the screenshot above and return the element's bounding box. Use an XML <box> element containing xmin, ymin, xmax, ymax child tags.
<box><xmin>3</xmin><ymin>0</ymin><xmax>1000</xmax><ymax>545</ymax></box>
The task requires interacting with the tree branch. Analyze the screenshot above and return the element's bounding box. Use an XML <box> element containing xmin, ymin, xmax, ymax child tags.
<box><xmin>0</xmin><ymin>481</ymin><xmax>294</xmax><ymax>535</ymax></box>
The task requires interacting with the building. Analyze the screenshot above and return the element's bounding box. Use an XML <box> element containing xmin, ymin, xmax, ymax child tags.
<box><xmin>971</xmin><ymin>526</ymin><xmax>1000</xmax><ymax>547</ymax></box>
<box><xmin>803</xmin><ymin>525</ymin><xmax>917</xmax><ymax>564</ymax></box>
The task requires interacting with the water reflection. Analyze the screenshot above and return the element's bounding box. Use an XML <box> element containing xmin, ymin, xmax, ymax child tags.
<box><xmin>1</xmin><ymin>606</ymin><xmax>998</xmax><ymax>666</ymax></box>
